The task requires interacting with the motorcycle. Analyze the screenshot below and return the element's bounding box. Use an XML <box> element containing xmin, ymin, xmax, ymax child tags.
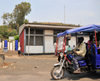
<box><xmin>51</xmin><ymin>25</ymin><xmax>100</xmax><ymax>80</ymax></box>
<box><xmin>51</xmin><ymin>51</ymin><xmax>92</xmax><ymax>80</ymax></box>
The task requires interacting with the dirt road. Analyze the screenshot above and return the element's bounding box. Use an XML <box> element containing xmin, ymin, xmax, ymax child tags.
<box><xmin>0</xmin><ymin>55</ymin><xmax>100</xmax><ymax>81</ymax></box>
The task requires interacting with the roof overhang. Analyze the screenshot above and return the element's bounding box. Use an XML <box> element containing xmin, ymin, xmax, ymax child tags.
<box><xmin>19</xmin><ymin>24</ymin><xmax>78</xmax><ymax>35</ymax></box>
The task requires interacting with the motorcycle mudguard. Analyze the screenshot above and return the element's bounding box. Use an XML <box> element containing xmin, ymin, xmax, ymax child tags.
<box><xmin>54</xmin><ymin>63</ymin><xmax>61</xmax><ymax>67</ymax></box>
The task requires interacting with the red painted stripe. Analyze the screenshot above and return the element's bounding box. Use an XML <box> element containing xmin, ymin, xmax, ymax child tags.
<box><xmin>20</xmin><ymin>30</ymin><xmax>24</xmax><ymax>53</ymax></box>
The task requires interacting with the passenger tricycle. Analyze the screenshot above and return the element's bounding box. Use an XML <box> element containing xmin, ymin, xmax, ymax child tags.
<box><xmin>51</xmin><ymin>24</ymin><xmax>100</xmax><ymax>80</ymax></box>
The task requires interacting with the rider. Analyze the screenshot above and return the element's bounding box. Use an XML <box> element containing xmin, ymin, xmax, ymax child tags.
<box><xmin>73</xmin><ymin>37</ymin><xmax>86</xmax><ymax>72</ymax></box>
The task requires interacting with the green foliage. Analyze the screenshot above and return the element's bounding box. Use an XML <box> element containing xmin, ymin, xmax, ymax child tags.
<box><xmin>13</xmin><ymin>2</ymin><xmax>31</xmax><ymax>26</ymax></box>
<box><xmin>2</xmin><ymin>13</ymin><xmax>13</xmax><ymax>25</ymax></box>
<box><xmin>0</xmin><ymin>25</ymin><xmax>17</xmax><ymax>39</ymax></box>
<box><xmin>2</xmin><ymin>2</ymin><xmax>31</xmax><ymax>32</ymax></box>
<box><xmin>9</xmin><ymin>29</ymin><xmax>17</xmax><ymax>36</ymax></box>
<box><xmin>14</xmin><ymin>35</ymin><xmax>19</xmax><ymax>41</ymax></box>
<box><xmin>24</xmin><ymin>19</ymin><xmax>29</xmax><ymax>24</ymax></box>
<box><xmin>0</xmin><ymin>35</ymin><xmax>3</xmax><ymax>39</ymax></box>
<box><xmin>2</xmin><ymin>13</ymin><xmax>16</xmax><ymax>29</ymax></box>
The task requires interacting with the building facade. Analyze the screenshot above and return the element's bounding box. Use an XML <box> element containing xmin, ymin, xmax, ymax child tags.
<box><xmin>19</xmin><ymin>23</ymin><xmax>89</xmax><ymax>54</ymax></box>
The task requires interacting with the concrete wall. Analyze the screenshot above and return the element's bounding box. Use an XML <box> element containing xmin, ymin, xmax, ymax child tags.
<box><xmin>44</xmin><ymin>36</ymin><xmax>55</xmax><ymax>53</ymax></box>
<box><xmin>69</xmin><ymin>36</ymin><xmax>76</xmax><ymax>47</ymax></box>
<box><xmin>44</xmin><ymin>30</ymin><xmax>55</xmax><ymax>53</ymax></box>
<box><xmin>44</xmin><ymin>30</ymin><xmax>53</xmax><ymax>35</ymax></box>
<box><xmin>84</xmin><ymin>36</ymin><xmax>89</xmax><ymax>43</ymax></box>
<box><xmin>26</xmin><ymin>46</ymin><xmax>43</xmax><ymax>53</ymax></box>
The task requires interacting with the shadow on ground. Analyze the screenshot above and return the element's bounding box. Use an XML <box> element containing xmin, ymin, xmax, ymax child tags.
<box><xmin>64</xmin><ymin>72</ymin><xmax>100</xmax><ymax>80</ymax></box>
<box><xmin>50</xmin><ymin>72</ymin><xmax>100</xmax><ymax>81</ymax></box>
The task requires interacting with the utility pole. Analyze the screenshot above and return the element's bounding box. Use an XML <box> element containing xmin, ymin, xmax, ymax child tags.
<box><xmin>64</xmin><ymin>5</ymin><xmax>66</xmax><ymax>24</ymax></box>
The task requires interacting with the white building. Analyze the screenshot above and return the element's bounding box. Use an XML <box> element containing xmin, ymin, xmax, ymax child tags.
<box><xmin>19</xmin><ymin>23</ymin><xmax>89</xmax><ymax>54</ymax></box>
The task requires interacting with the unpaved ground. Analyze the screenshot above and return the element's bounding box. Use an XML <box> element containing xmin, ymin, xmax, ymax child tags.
<box><xmin>0</xmin><ymin>55</ymin><xmax>100</xmax><ymax>81</ymax></box>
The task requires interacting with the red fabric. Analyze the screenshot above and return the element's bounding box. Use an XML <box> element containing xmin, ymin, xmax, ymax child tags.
<box><xmin>87</xmin><ymin>40</ymin><xmax>92</xmax><ymax>49</ymax></box>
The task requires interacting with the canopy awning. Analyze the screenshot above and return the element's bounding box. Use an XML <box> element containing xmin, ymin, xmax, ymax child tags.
<box><xmin>57</xmin><ymin>24</ymin><xmax>100</xmax><ymax>37</ymax></box>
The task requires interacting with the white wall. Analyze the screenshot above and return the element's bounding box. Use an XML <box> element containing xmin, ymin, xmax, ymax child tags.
<box><xmin>0</xmin><ymin>42</ymin><xmax>1</xmax><ymax>49</ymax></box>
<box><xmin>84</xmin><ymin>36</ymin><xmax>89</xmax><ymax>43</ymax></box>
<box><xmin>26</xmin><ymin>46</ymin><xmax>43</xmax><ymax>53</ymax></box>
<box><xmin>9</xmin><ymin>42</ymin><xmax>13</xmax><ymax>50</ymax></box>
<box><xmin>44</xmin><ymin>30</ymin><xmax>55</xmax><ymax>53</ymax></box>
<box><xmin>44</xmin><ymin>36</ymin><xmax>55</xmax><ymax>53</ymax></box>
<box><xmin>44</xmin><ymin>30</ymin><xmax>53</xmax><ymax>35</ymax></box>
<box><xmin>69</xmin><ymin>36</ymin><xmax>76</xmax><ymax>47</ymax></box>
<box><xmin>2</xmin><ymin>41</ymin><xmax>4</xmax><ymax>48</ymax></box>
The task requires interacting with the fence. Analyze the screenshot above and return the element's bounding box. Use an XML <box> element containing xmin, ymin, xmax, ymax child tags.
<box><xmin>0</xmin><ymin>40</ymin><xmax>20</xmax><ymax>51</ymax></box>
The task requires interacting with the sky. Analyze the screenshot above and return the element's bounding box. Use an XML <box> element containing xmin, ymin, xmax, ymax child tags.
<box><xmin>0</xmin><ymin>0</ymin><xmax>100</xmax><ymax>26</ymax></box>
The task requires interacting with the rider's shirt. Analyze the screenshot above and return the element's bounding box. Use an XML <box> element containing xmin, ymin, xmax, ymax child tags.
<box><xmin>74</xmin><ymin>42</ymin><xmax>86</xmax><ymax>57</ymax></box>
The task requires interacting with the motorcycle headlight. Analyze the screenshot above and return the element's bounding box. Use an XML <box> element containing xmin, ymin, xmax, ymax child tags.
<box><xmin>60</xmin><ymin>53</ymin><xmax>63</xmax><ymax>58</ymax></box>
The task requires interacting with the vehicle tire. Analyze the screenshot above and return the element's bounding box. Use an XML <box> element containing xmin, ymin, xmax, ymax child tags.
<box><xmin>51</xmin><ymin>66</ymin><xmax>64</xmax><ymax>80</ymax></box>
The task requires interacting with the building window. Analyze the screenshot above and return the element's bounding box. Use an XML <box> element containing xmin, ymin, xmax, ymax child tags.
<box><xmin>26</xmin><ymin>36</ymin><xmax>34</xmax><ymax>45</ymax></box>
<box><xmin>54</xmin><ymin>36</ymin><xmax>57</xmax><ymax>43</ymax></box>
<box><xmin>26</xmin><ymin>28</ymin><xmax>43</xmax><ymax>46</ymax></box>
<box><xmin>26</xmin><ymin>28</ymin><xmax>28</xmax><ymax>34</ymax></box>
<box><xmin>36</xmin><ymin>36</ymin><xmax>43</xmax><ymax>45</ymax></box>
<box><xmin>26</xmin><ymin>36</ymin><xmax>28</xmax><ymax>45</ymax></box>
<box><xmin>30</xmin><ymin>28</ymin><xmax>34</xmax><ymax>34</ymax></box>
<box><xmin>36</xmin><ymin>29</ymin><xmax>43</xmax><ymax>34</ymax></box>
<box><xmin>53</xmin><ymin>30</ymin><xmax>64</xmax><ymax>43</ymax></box>
<box><xmin>30</xmin><ymin>36</ymin><xmax>34</xmax><ymax>45</ymax></box>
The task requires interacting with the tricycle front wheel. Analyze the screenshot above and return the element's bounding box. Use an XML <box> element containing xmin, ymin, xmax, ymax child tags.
<box><xmin>51</xmin><ymin>66</ymin><xmax>64</xmax><ymax>80</ymax></box>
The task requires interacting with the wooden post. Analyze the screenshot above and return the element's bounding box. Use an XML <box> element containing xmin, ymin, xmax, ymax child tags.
<box><xmin>28</xmin><ymin>27</ymin><xmax>30</xmax><ymax>56</ymax></box>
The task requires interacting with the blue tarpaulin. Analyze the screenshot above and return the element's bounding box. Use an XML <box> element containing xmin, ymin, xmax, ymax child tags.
<box><xmin>57</xmin><ymin>24</ymin><xmax>100</xmax><ymax>37</ymax></box>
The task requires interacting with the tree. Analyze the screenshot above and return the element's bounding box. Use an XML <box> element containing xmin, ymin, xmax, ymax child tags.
<box><xmin>2</xmin><ymin>13</ymin><xmax>14</xmax><ymax>25</ymax></box>
<box><xmin>0</xmin><ymin>26</ymin><xmax>17</xmax><ymax>39</ymax></box>
<box><xmin>14</xmin><ymin>35</ymin><xmax>19</xmax><ymax>41</ymax></box>
<box><xmin>2</xmin><ymin>2</ymin><xmax>31</xmax><ymax>30</ymax></box>
<box><xmin>2</xmin><ymin>13</ymin><xmax>18</xmax><ymax>29</ymax></box>
<box><xmin>24</xmin><ymin>19</ymin><xmax>29</xmax><ymax>24</ymax></box>
<box><xmin>13</xmin><ymin>2</ymin><xmax>31</xmax><ymax>26</ymax></box>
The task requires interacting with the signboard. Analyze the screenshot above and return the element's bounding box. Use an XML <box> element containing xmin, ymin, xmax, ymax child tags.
<box><xmin>9</xmin><ymin>36</ymin><xmax>14</xmax><ymax>41</ymax></box>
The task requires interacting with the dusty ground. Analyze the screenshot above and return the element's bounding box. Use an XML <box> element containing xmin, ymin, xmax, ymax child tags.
<box><xmin>0</xmin><ymin>55</ymin><xmax>100</xmax><ymax>81</ymax></box>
